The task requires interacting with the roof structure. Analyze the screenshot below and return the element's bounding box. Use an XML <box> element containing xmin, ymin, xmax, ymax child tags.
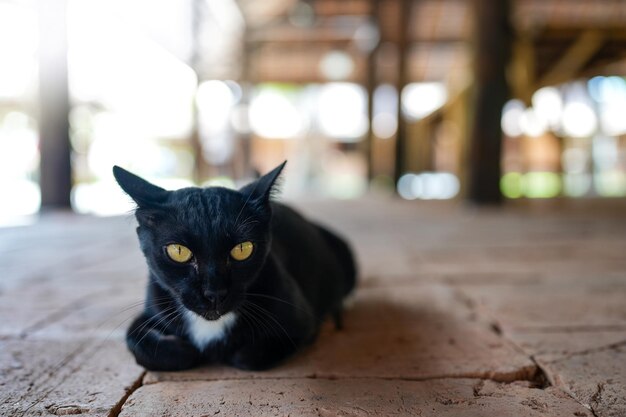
<box><xmin>227</xmin><ymin>0</ymin><xmax>626</xmax><ymax>88</ymax></box>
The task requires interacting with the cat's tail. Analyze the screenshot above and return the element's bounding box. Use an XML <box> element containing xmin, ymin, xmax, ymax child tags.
<box><xmin>316</xmin><ymin>224</ymin><xmax>357</xmax><ymax>298</ymax></box>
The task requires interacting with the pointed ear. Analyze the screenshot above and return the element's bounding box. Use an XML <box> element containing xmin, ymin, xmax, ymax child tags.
<box><xmin>113</xmin><ymin>166</ymin><xmax>168</xmax><ymax>208</ymax></box>
<box><xmin>240</xmin><ymin>160</ymin><xmax>287</xmax><ymax>206</ymax></box>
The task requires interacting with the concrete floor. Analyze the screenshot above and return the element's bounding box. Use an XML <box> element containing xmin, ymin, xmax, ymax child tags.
<box><xmin>1</xmin><ymin>197</ymin><xmax>625</xmax><ymax>416</ymax></box>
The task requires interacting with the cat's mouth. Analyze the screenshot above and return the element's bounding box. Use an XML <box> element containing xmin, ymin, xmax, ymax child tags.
<box><xmin>201</xmin><ymin>310</ymin><xmax>223</xmax><ymax>321</ymax></box>
<box><xmin>193</xmin><ymin>302</ymin><xmax>239</xmax><ymax>321</ymax></box>
<box><xmin>181</xmin><ymin>292</ymin><xmax>240</xmax><ymax>321</ymax></box>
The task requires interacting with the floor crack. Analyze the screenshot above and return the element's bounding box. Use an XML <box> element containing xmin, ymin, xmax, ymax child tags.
<box><xmin>589</xmin><ymin>382</ymin><xmax>604</xmax><ymax>415</ymax></box>
<box><xmin>509</xmin><ymin>324</ymin><xmax>626</xmax><ymax>333</ymax></box>
<box><xmin>108</xmin><ymin>371</ymin><xmax>146</xmax><ymax>417</ymax></box>
<box><xmin>451</xmin><ymin>288</ymin><xmax>551</xmax><ymax>388</ymax></box>
<box><xmin>144</xmin><ymin>371</ymin><xmax>545</xmax><ymax>385</ymax></box>
<box><xmin>7</xmin><ymin>339</ymin><xmax>94</xmax><ymax>414</ymax></box>
<box><xmin>545</xmin><ymin>339</ymin><xmax>626</xmax><ymax>365</ymax></box>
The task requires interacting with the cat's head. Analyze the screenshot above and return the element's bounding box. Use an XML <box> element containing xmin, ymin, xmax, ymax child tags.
<box><xmin>113</xmin><ymin>162</ymin><xmax>286</xmax><ymax>321</ymax></box>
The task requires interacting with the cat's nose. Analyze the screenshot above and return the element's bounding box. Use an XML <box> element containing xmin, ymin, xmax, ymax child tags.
<box><xmin>203</xmin><ymin>289</ymin><xmax>227</xmax><ymax>307</ymax></box>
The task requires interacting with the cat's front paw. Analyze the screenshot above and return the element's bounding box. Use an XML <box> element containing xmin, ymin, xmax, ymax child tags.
<box><xmin>128</xmin><ymin>329</ymin><xmax>201</xmax><ymax>371</ymax></box>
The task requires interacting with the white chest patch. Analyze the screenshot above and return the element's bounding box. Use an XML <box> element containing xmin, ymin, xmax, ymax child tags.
<box><xmin>184</xmin><ymin>310</ymin><xmax>237</xmax><ymax>350</ymax></box>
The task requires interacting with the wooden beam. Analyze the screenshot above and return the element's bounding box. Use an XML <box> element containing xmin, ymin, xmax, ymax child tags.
<box><xmin>536</xmin><ymin>30</ymin><xmax>605</xmax><ymax>89</ymax></box>
<box><xmin>38</xmin><ymin>0</ymin><xmax>72</xmax><ymax>209</ymax></box>
<box><xmin>534</xmin><ymin>26</ymin><xmax>626</xmax><ymax>41</ymax></box>
<box><xmin>580</xmin><ymin>56</ymin><xmax>626</xmax><ymax>79</ymax></box>
<box><xmin>466</xmin><ymin>0</ymin><xmax>512</xmax><ymax>204</ymax></box>
<box><xmin>314</xmin><ymin>0</ymin><xmax>372</xmax><ymax>16</ymax></box>
<box><xmin>247</xmin><ymin>20</ymin><xmax>361</xmax><ymax>44</ymax></box>
<box><xmin>247</xmin><ymin>25</ymin><xmax>466</xmax><ymax>46</ymax></box>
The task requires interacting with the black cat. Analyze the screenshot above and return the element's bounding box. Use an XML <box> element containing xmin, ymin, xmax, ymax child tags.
<box><xmin>113</xmin><ymin>162</ymin><xmax>356</xmax><ymax>371</ymax></box>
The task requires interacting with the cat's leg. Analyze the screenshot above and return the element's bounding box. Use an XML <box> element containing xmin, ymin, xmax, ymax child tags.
<box><xmin>126</xmin><ymin>313</ymin><xmax>201</xmax><ymax>371</ymax></box>
<box><xmin>228</xmin><ymin>338</ymin><xmax>300</xmax><ymax>371</ymax></box>
<box><xmin>228</xmin><ymin>307</ymin><xmax>316</xmax><ymax>370</ymax></box>
<box><xmin>315</xmin><ymin>224</ymin><xmax>357</xmax><ymax>331</ymax></box>
<box><xmin>332</xmin><ymin>309</ymin><xmax>344</xmax><ymax>330</ymax></box>
<box><xmin>314</xmin><ymin>224</ymin><xmax>357</xmax><ymax>298</ymax></box>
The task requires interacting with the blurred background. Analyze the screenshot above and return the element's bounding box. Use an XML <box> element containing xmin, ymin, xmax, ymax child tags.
<box><xmin>1</xmin><ymin>0</ymin><xmax>626</xmax><ymax>225</ymax></box>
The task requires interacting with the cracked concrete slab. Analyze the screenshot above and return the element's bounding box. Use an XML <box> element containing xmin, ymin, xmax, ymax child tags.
<box><xmin>460</xmin><ymin>279</ymin><xmax>626</xmax><ymax>331</ymax></box>
<box><xmin>511</xmin><ymin>331</ymin><xmax>626</xmax><ymax>417</ymax></box>
<box><xmin>0</xmin><ymin>277</ymin><xmax>144</xmax><ymax>341</ymax></box>
<box><xmin>0</xmin><ymin>284</ymin><xmax>103</xmax><ymax>337</ymax></box>
<box><xmin>0</xmin><ymin>338</ymin><xmax>143</xmax><ymax>417</ymax></box>
<box><xmin>456</xmin><ymin>281</ymin><xmax>626</xmax><ymax>416</ymax></box>
<box><xmin>26</xmin><ymin>283</ymin><xmax>145</xmax><ymax>340</ymax></box>
<box><xmin>3</xmin><ymin>199</ymin><xmax>626</xmax><ymax>416</ymax></box>
<box><xmin>540</xmin><ymin>345</ymin><xmax>626</xmax><ymax>417</ymax></box>
<box><xmin>494</xmin><ymin>330</ymin><xmax>626</xmax><ymax>417</ymax></box>
<box><xmin>119</xmin><ymin>378</ymin><xmax>593</xmax><ymax>417</ymax></box>
<box><xmin>146</xmin><ymin>284</ymin><xmax>536</xmax><ymax>384</ymax></box>
<box><xmin>508</xmin><ymin>330</ymin><xmax>626</xmax><ymax>363</ymax></box>
<box><xmin>146</xmin><ymin>321</ymin><xmax>538</xmax><ymax>384</ymax></box>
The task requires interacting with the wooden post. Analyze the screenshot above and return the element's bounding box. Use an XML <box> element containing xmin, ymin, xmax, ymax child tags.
<box><xmin>466</xmin><ymin>0</ymin><xmax>512</xmax><ymax>204</ymax></box>
<box><xmin>365</xmin><ymin>0</ymin><xmax>381</xmax><ymax>182</ymax></box>
<box><xmin>365</xmin><ymin>43</ymin><xmax>376</xmax><ymax>182</ymax></box>
<box><xmin>38</xmin><ymin>0</ymin><xmax>72</xmax><ymax>209</ymax></box>
<box><xmin>190</xmin><ymin>0</ymin><xmax>205</xmax><ymax>184</ymax></box>
<box><xmin>236</xmin><ymin>38</ymin><xmax>254</xmax><ymax>180</ymax></box>
<box><xmin>393</xmin><ymin>0</ymin><xmax>411</xmax><ymax>185</ymax></box>
<box><xmin>510</xmin><ymin>35</ymin><xmax>535</xmax><ymax>104</ymax></box>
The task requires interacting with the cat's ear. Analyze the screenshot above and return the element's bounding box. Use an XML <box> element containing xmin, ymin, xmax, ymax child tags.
<box><xmin>240</xmin><ymin>161</ymin><xmax>286</xmax><ymax>207</ymax></box>
<box><xmin>113</xmin><ymin>166</ymin><xmax>169</xmax><ymax>208</ymax></box>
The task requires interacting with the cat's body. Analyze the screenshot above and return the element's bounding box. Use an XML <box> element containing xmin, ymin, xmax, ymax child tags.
<box><xmin>114</xmin><ymin>162</ymin><xmax>356</xmax><ymax>371</ymax></box>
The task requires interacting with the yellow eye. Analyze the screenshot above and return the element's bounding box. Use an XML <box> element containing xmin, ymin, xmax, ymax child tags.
<box><xmin>230</xmin><ymin>241</ymin><xmax>254</xmax><ymax>261</ymax></box>
<box><xmin>166</xmin><ymin>244</ymin><xmax>193</xmax><ymax>263</ymax></box>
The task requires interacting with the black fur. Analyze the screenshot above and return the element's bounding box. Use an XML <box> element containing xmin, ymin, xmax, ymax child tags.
<box><xmin>113</xmin><ymin>162</ymin><xmax>356</xmax><ymax>371</ymax></box>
